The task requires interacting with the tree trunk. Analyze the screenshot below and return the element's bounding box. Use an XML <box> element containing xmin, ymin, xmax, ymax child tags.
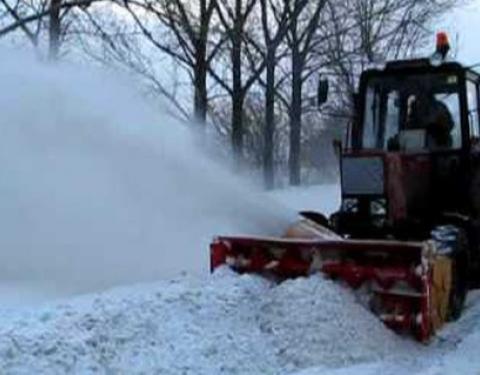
<box><xmin>288</xmin><ymin>7</ymin><xmax>302</xmax><ymax>186</ymax></box>
<box><xmin>231</xmin><ymin>0</ymin><xmax>243</xmax><ymax>162</ymax></box>
<box><xmin>193</xmin><ymin>0</ymin><xmax>210</xmax><ymax>127</ymax></box>
<box><xmin>48</xmin><ymin>0</ymin><xmax>61</xmax><ymax>60</ymax></box>
<box><xmin>263</xmin><ymin>48</ymin><xmax>276</xmax><ymax>190</ymax></box>
<box><xmin>193</xmin><ymin>44</ymin><xmax>208</xmax><ymax>126</ymax></box>
<box><xmin>231</xmin><ymin>91</ymin><xmax>244</xmax><ymax>161</ymax></box>
<box><xmin>289</xmin><ymin>56</ymin><xmax>302</xmax><ymax>186</ymax></box>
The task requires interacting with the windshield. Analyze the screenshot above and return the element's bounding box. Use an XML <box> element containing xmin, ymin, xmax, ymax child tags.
<box><xmin>361</xmin><ymin>73</ymin><xmax>462</xmax><ymax>151</ymax></box>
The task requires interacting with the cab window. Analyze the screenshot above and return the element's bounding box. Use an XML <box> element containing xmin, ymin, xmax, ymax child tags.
<box><xmin>361</xmin><ymin>73</ymin><xmax>462</xmax><ymax>151</ymax></box>
<box><xmin>467</xmin><ymin>80</ymin><xmax>479</xmax><ymax>142</ymax></box>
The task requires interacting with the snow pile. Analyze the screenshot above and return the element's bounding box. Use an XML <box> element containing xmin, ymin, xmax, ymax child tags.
<box><xmin>0</xmin><ymin>270</ymin><xmax>277</xmax><ymax>374</ymax></box>
<box><xmin>292</xmin><ymin>294</ymin><xmax>480</xmax><ymax>375</ymax></box>
<box><xmin>416</xmin><ymin>291</ymin><xmax>480</xmax><ymax>375</ymax></box>
<box><xmin>0</xmin><ymin>269</ymin><xmax>409</xmax><ymax>374</ymax></box>
<box><xmin>0</xmin><ymin>50</ymin><xmax>294</xmax><ymax>296</ymax></box>
<box><xmin>257</xmin><ymin>276</ymin><xmax>407</xmax><ymax>371</ymax></box>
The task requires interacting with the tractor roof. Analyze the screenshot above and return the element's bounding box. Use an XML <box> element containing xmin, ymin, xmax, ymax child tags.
<box><xmin>362</xmin><ymin>58</ymin><xmax>480</xmax><ymax>82</ymax></box>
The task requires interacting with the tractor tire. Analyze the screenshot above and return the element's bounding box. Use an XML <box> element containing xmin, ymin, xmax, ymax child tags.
<box><xmin>431</xmin><ymin>225</ymin><xmax>469</xmax><ymax>321</ymax></box>
<box><xmin>448</xmin><ymin>244</ymin><xmax>468</xmax><ymax>321</ymax></box>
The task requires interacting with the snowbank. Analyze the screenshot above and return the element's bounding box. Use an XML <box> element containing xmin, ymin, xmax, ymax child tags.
<box><xmin>0</xmin><ymin>269</ymin><xmax>408</xmax><ymax>374</ymax></box>
<box><xmin>257</xmin><ymin>276</ymin><xmax>407</xmax><ymax>370</ymax></box>
<box><xmin>293</xmin><ymin>291</ymin><xmax>480</xmax><ymax>375</ymax></box>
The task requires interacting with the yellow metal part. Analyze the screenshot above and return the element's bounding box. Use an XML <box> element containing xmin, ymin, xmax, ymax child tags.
<box><xmin>430</xmin><ymin>255</ymin><xmax>452</xmax><ymax>332</ymax></box>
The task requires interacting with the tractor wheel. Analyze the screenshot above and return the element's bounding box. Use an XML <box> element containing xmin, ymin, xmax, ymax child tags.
<box><xmin>431</xmin><ymin>225</ymin><xmax>469</xmax><ymax>321</ymax></box>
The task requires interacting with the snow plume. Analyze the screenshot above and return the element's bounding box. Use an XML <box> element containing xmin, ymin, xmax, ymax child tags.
<box><xmin>0</xmin><ymin>50</ymin><xmax>294</xmax><ymax>296</ymax></box>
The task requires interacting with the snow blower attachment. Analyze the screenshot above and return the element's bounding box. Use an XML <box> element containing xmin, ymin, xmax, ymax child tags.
<box><xmin>211</xmin><ymin>34</ymin><xmax>480</xmax><ymax>343</ymax></box>
<box><xmin>211</xmin><ymin>219</ymin><xmax>452</xmax><ymax>342</ymax></box>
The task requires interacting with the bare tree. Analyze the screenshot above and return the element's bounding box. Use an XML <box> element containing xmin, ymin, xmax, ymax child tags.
<box><xmin>0</xmin><ymin>0</ymin><xmax>45</xmax><ymax>46</ymax></box>
<box><xmin>122</xmin><ymin>0</ymin><xmax>222</xmax><ymax>126</ymax></box>
<box><xmin>214</xmin><ymin>0</ymin><xmax>265</xmax><ymax>162</ymax></box>
<box><xmin>0</xmin><ymin>0</ymin><xmax>95</xmax><ymax>58</ymax></box>
<box><xmin>257</xmin><ymin>0</ymin><xmax>291</xmax><ymax>189</ymax></box>
<box><xmin>286</xmin><ymin>0</ymin><xmax>327</xmax><ymax>185</ymax></box>
<box><xmin>48</xmin><ymin>0</ymin><xmax>61</xmax><ymax>58</ymax></box>
<box><xmin>260</xmin><ymin>0</ymin><xmax>288</xmax><ymax>189</ymax></box>
<box><xmin>72</xmin><ymin>5</ymin><xmax>193</xmax><ymax>121</ymax></box>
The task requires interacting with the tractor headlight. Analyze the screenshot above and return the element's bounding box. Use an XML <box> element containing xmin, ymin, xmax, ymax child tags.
<box><xmin>371</xmin><ymin>199</ymin><xmax>387</xmax><ymax>216</ymax></box>
<box><xmin>342</xmin><ymin>198</ymin><xmax>358</xmax><ymax>213</ymax></box>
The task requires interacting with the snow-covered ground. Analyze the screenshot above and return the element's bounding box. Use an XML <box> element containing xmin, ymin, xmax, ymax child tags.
<box><xmin>0</xmin><ymin>268</ymin><xmax>410</xmax><ymax>374</ymax></box>
<box><xmin>0</xmin><ymin>261</ymin><xmax>479</xmax><ymax>374</ymax></box>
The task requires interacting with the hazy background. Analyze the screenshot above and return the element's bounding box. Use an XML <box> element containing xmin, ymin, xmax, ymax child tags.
<box><xmin>446</xmin><ymin>0</ymin><xmax>480</xmax><ymax>65</ymax></box>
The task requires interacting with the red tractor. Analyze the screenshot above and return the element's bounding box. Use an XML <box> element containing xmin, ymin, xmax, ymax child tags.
<box><xmin>210</xmin><ymin>34</ymin><xmax>480</xmax><ymax>342</ymax></box>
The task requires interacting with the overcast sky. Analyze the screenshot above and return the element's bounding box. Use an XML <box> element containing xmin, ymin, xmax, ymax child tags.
<box><xmin>444</xmin><ymin>0</ymin><xmax>480</xmax><ymax>65</ymax></box>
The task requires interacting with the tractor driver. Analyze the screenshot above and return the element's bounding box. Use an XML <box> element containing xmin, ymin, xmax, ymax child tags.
<box><xmin>407</xmin><ymin>90</ymin><xmax>454</xmax><ymax>148</ymax></box>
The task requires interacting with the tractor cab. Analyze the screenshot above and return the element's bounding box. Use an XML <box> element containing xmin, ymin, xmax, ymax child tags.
<box><xmin>335</xmin><ymin>58</ymin><xmax>480</xmax><ymax>242</ymax></box>
<box><xmin>356</xmin><ymin>61</ymin><xmax>467</xmax><ymax>152</ymax></box>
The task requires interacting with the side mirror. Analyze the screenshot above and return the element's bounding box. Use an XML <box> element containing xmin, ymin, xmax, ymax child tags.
<box><xmin>317</xmin><ymin>77</ymin><xmax>329</xmax><ymax>107</ymax></box>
